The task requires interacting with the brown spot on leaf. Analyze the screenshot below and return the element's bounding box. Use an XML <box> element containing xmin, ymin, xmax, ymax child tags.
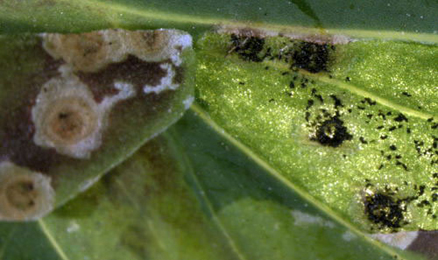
<box><xmin>77</xmin><ymin>55</ymin><xmax>167</xmax><ymax>102</ymax></box>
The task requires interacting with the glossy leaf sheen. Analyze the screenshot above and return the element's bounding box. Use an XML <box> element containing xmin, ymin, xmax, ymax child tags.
<box><xmin>196</xmin><ymin>32</ymin><xmax>437</xmax><ymax>232</ymax></box>
<box><xmin>0</xmin><ymin>0</ymin><xmax>437</xmax><ymax>259</ymax></box>
<box><xmin>0</xmin><ymin>112</ymin><xmax>421</xmax><ymax>260</ymax></box>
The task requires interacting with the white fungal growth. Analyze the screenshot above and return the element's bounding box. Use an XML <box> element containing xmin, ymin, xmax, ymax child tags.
<box><xmin>0</xmin><ymin>161</ymin><xmax>55</xmax><ymax>221</ymax></box>
<box><xmin>143</xmin><ymin>63</ymin><xmax>179</xmax><ymax>94</ymax></box>
<box><xmin>31</xmin><ymin>74</ymin><xmax>135</xmax><ymax>158</ymax></box>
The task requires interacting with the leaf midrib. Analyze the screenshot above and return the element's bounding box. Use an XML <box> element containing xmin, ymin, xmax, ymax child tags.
<box><xmin>189</xmin><ymin>103</ymin><xmax>410</xmax><ymax>260</ymax></box>
<box><xmin>203</xmin><ymin>51</ymin><xmax>435</xmax><ymax>121</ymax></box>
<box><xmin>9</xmin><ymin>0</ymin><xmax>438</xmax><ymax>44</ymax></box>
<box><xmin>164</xmin><ymin>130</ymin><xmax>249</xmax><ymax>260</ymax></box>
<box><xmin>38</xmin><ymin>219</ymin><xmax>71</xmax><ymax>260</ymax></box>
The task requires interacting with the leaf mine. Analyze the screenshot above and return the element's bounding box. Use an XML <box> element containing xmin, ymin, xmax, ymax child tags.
<box><xmin>0</xmin><ymin>28</ymin><xmax>194</xmax><ymax>215</ymax></box>
<box><xmin>0</xmin><ymin>161</ymin><xmax>54</xmax><ymax>221</ymax></box>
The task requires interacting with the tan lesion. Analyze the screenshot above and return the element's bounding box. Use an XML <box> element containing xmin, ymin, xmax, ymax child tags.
<box><xmin>32</xmin><ymin>73</ymin><xmax>135</xmax><ymax>159</ymax></box>
<box><xmin>31</xmin><ymin>75</ymin><xmax>105</xmax><ymax>159</ymax></box>
<box><xmin>33</xmin><ymin>29</ymin><xmax>192</xmax><ymax>158</ymax></box>
<box><xmin>0</xmin><ymin>162</ymin><xmax>54</xmax><ymax>221</ymax></box>
<box><xmin>43</xmin><ymin>32</ymin><xmax>112</xmax><ymax>72</ymax></box>
<box><xmin>42</xmin><ymin>97</ymin><xmax>98</xmax><ymax>146</ymax></box>
<box><xmin>41</xmin><ymin>29</ymin><xmax>181</xmax><ymax>73</ymax></box>
<box><xmin>5</xmin><ymin>177</ymin><xmax>38</xmax><ymax>211</ymax></box>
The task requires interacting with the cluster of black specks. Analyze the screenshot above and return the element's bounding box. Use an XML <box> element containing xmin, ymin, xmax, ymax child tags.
<box><xmin>284</xmin><ymin>75</ymin><xmax>315</xmax><ymax>98</ymax></box>
<box><xmin>330</xmin><ymin>95</ymin><xmax>343</xmax><ymax>109</ymax></box>
<box><xmin>379</xmin><ymin>146</ymin><xmax>409</xmax><ymax>172</ymax></box>
<box><xmin>302</xmin><ymin>87</ymin><xmax>353</xmax><ymax>147</ymax></box>
<box><xmin>363</xmin><ymin>183</ymin><xmax>412</xmax><ymax>230</ymax></box>
<box><xmin>311</xmin><ymin>116</ymin><xmax>353</xmax><ymax>148</ymax></box>
<box><xmin>290</xmin><ymin>42</ymin><xmax>332</xmax><ymax>73</ymax></box>
<box><xmin>364</xmin><ymin>174</ymin><xmax>438</xmax><ymax>230</ymax></box>
<box><xmin>230</xmin><ymin>34</ymin><xmax>265</xmax><ymax>62</ymax></box>
<box><xmin>229</xmin><ymin>34</ymin><xmax>334</xmax><ymax>74</ymax></box>
<box><xmin>363</xmin><ymin>180</ymin><xmax>437</xmax><ymax>231</ymax></box>
<box><xmin>394</xmin><ymin>113</ymin><xmax>408</xmax><ymax>122</ymax></box>
<box><xmin>413</xmin><ymin>135</ymin><xmax>438</xmax><ymax>166</ymax></box>
<box><xmin>228</xmin><ymin>33</ymin><xmax>438</xmax><ymax>224</ymax></box>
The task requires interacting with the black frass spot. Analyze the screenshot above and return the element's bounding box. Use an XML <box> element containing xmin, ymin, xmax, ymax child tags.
<box><xmin>291</xmin><ymin>42</ymin><xmax>331</xmax><ymax>73</ymax></box>
<box><xmin>330</xmin><ymin>95</ymin><xmax>343</xmax><ymax>108</ymax></box>
<box><xmin>311</xmin><ymin>116</ymin><xmax>352</xmax><ymax>147</ymax></box>
<box><xmin>230</xmin><ymin>34</ymin><xmax>265</xmax><ymax>62</ymax></box>
<box><xmin>394</xmin><ymin>113</ymin><xmax>408</xmax><ymax>122</ymax></box>
<box><xmin>364</xmin><ymin>192</ymin><xmax>407</xmax><ymax>229</ymax></box>
<box><xmin>306</xmin><ymin>99</ymin><xmax>314</xmax><ymax>110</ymax></box>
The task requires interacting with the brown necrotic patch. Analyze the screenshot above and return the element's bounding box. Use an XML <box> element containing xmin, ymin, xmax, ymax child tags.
<box><xmin>77</xmin><ymin>55</ymin><xmax>168</xmax><ymax>101</ymax></box>
<box><xmin>0</xmin><ymin>38</ymin><xmax>65</xmax><ymax>173</ymax></box>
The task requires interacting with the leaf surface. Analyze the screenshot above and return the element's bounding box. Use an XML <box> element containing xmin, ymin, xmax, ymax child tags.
<box><xmin>0</xmin><ymin>111</ymin><xmax>423</xmax><ymax>260</ymax></box>
<box><xmin>0</xmin><ymin>0</ymin><xmax>437</xmax><ymax>258</ymax></box>
<box><xmin>195</xmin><ymin>31</ymin><xmax>437</xmax><ymax>233</ymax></box>
<box><xmin>0</xmin><ymin>29</ymin><xmax>194</xmax><ymax>219</ymax></box>
<box><xmin>0</xmin><ymin>0</ymin><xmax>437</xmax><ymax>43</ymax></box>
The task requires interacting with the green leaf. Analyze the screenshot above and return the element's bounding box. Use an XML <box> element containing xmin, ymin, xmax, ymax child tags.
<box><xmin>195</xmin><ymin>30</ymin><xmax>437</xmax><ymax>233</ymax></box>
<box><xmin>0</xmin><ymin>29</ymin><xmax>194</xmax><ymax>220</ymax></box>
<box><xmin>1</xmin><ymin>0</ymin><xmax>437</xmax><ymax>44</ymax></box>
<box><xmin>0</xmin><ymin>111</ymin><xmax>423</xmax><ymax>260</ymax></box>
<box><xmin>0</xmin><ymin>0</ymin><xmax>437</xmax><ymax>259</ymax></box>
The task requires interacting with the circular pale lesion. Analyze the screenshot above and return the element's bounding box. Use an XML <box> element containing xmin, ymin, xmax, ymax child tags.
<box><xmin>41</xmin><ymin>29</ymin><xmax>192</xmax><ymax>72</ymax></box>
<box><xmin>41</xmin><ymin>97</ymin><xmax>98</xmax><ymax>146</ymax></box>
<box><xmin>32</xmin><ymin>75</ymin><xmax>103</xmax><ymax>158</ymax></box>
<box><xmin>42</xmin><ymin>32</ymin><xmax>115</xmax><ymax>72</ymax></box>
<box><xmin>0</xmin><ymin>162</ymin><xmax>54</xmax><ymax>221</ymax></box>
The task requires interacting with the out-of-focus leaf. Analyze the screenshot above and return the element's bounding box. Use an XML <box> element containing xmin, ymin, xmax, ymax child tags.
<box><xmin>0</xmin><ymin>111</ymin><xmax>423</xmax><ymax>260</ymax></box>
<box><xmin>0</xmin><ymin>29</ymin><xmax>194</xmax><ymax>220</ymax></box>
<box><xmin>195</xmin><ymin>31</ymin><xmax>437</xmax><ymax>232</ymax></box>
<box><xmin>0</xmin><ymin>0</ymin><xmax>437</xmax><ymax>44</ymax></box>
